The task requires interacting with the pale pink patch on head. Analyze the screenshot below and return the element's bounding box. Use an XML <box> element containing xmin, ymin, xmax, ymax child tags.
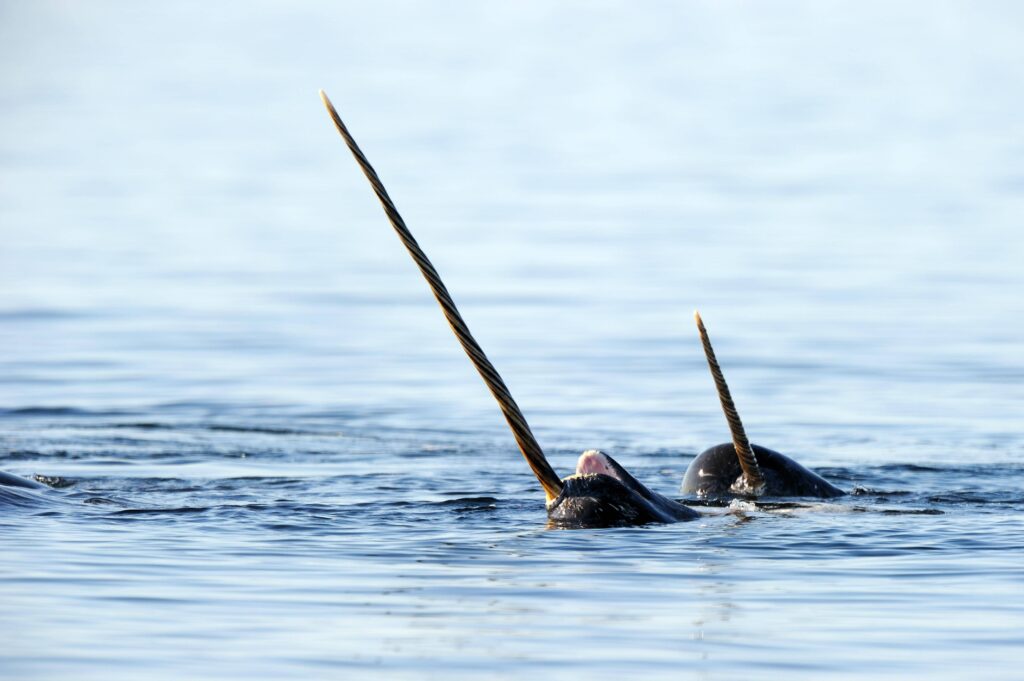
<box><xmin>575</xmin><ymin>449</ymin><xmax>620</xmax><ymax>479</ymax></box>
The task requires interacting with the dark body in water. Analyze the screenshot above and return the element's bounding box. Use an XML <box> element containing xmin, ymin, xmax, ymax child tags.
<box><xmin>681</xmin><ymin>443</ymin><xmax>845</xmax><ymax>500</ymax></box>
<box><xmin>0</xmin><ymin>470</ymin><xmax>51</xmax><ymax>509</ymax></box>
<box><xmin>0</xmin><ymin>471</ymin><xmax>44</xmax><ymax>489</ymax></box>
<box><xmin>320</xmin><ymin>90</ymin><xmax>698</xmax><ymax>528</ymax></box>
<box><xmin>550</xmin><ymin>450</ymin><xmax>698</xmax><ymax>527</ymax></box>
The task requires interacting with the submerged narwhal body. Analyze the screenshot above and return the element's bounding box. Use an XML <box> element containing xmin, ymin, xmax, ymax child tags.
<box><xmin>319</xmin><ymin>91</ymin><xmax>697</xmax><ymax>528</ymax></box>
<box><xmin>681</xmin><ymin>312</ymin><xmax>845</xmax><ymax>500</ymax></box>
<box><xmin>0</xmin><ymin>471</ymin><xmax>45</xmax><ymax>490</ymax></box>
<box><xmin>681</xmin><ymin>442</ymin><xmax>844</xmax><ymax>499</ymax></box>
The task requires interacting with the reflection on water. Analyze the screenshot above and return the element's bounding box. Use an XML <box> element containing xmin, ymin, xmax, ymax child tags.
<box><xmin>2</xmin><ymin>1</ymin><xmax>1024</xmax><ymax>680</ymax></box>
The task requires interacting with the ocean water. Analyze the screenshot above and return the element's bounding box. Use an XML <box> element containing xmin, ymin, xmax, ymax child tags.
<box><xmin>2</xmin><ymin>2</ymin><xmax>1023</xmax><ymax>679</ymax></box>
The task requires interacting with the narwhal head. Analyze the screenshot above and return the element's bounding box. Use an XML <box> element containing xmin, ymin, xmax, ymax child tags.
<box><xmin>546</xmin><ymin>450</ymin><xmax>681</xmax><ymax>527</ymax></box>
<box><xmin>320</xmin><ymin>89</ymin><xmax>696</xmax><ymax>526</ymax></box>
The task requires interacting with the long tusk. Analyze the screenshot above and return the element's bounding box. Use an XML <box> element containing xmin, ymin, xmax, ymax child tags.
<box><xmin>693</xmin><ymin>310</ymin><xmax>765</xmax><ymax>492</ymax></box>
<box><xmin>319</xmin><ymin>90</ymin><xmax>564</xmax><ymax>503</ymax></box>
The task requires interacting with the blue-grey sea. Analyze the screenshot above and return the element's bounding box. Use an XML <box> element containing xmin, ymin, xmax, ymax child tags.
<box><xmin>2</xmin><ymin>2</ymin><xmax>1023</xmax><ymax>679</ymax></box>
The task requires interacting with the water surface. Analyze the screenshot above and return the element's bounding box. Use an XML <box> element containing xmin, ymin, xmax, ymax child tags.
<box><xmin>2</xmin><ymin>2</ymin><xmax>1023</xmax><ymax>679</ymax></box>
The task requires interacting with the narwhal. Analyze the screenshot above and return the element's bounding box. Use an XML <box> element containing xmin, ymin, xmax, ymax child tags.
<box><xmin>681</xmin><ymin>311</ymin><xmax>846</xmax><ymax>499</ymax></box>
<box><xmin>0</xmin><ymin>471</ymin><xmax>45</xmax><ymax>490</ymax></box>
<box><xmin>319</xmin><ymin>90</ymin><xmax>698</xmax><ymax>527</ymax></box>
